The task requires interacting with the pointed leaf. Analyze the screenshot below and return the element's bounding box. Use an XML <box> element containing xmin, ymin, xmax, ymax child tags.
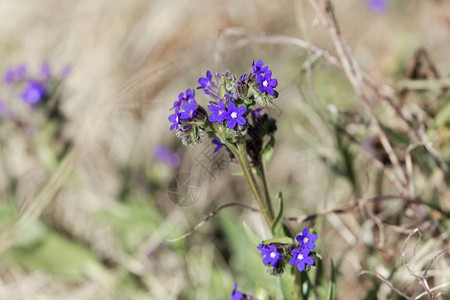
<box><xmin>271</xmin><ymin>191</ymin><xmax>284</xmax><ymax>235</ymax></box>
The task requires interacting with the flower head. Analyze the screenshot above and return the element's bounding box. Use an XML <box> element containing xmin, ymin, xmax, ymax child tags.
<box><xmin>225</xmin><ymin>102</ymin><xmax>246</xmax><ymax>129</ymax></box>
<box><xmin>212</xmin><ymin>138</ymin><xmax>223</xmax><ymax>153</ymax></box>
<box><xmin>168</xmin><ymin>107</ymin><xmax>181</xmax><ymax>131</ymax></box>
<box><xmin>180</xmin><ymin>99</ymin><xmax>197</xmax><ymax>120</ymax></box>
<box><xmin>172</xmin><ymin>92</ymin><xmax>185</xmax><ymax>109</ymax></box>
<box><xmin>252</xmin><ymin>60</ymin><xmax>269</xmax><ymax>76</ymax></box>
<box><xmin>296</xmin><ymin>227</ymin><xmax>318</xmax><ymax>250</ymax></box>
<box><xmin>289</xmin><ymin>248</ymin><xmax>314</xmax><ymax>272</ymax></box>
<box><xmin>20</xmin><ymin>81</ymin><xmax>46</xmax><ymax>105</ymax></box>
<box><xmin>208</xmin><ymin>100</ymin><xmax>227</xmax><ymax>123</ymax></box>
<box><xmin>230</xmin><ymin>282</ymin><xmax>244</xmax><ymax>300</ymax></box>
<box><xmin>257</xmin><ymin>70</ymin><xmax>278</xmax><ymax>96</ymax></box>
<box><xmin>197</xmin><ymin>70</ymin><xmax>212</xmax><ymax>94</ymax></box>
<box><xmin>258</xmin><ymin>244</ymin><xmax>282</xmax><ymax>267</ymax></box>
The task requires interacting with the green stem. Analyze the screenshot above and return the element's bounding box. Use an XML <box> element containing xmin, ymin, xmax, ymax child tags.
<box><xmin>225</xmin><ymin>139</ymin><xmax>274</xmax><ymax>228</ymax></box>
<box><xmin>256</xmin><ymin>161</ymin><xmax>275</xmax><ymax>220</ymax></box>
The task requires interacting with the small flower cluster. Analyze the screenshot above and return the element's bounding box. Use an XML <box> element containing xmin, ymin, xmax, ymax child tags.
<box><xmin>168</xmin><ymin>60</ymin><xmax>278</xmax><ymax>149</ymax></box>
<box><xmin>257</xmin><ymin>227</ymin><xmax>318</xmax><ymax>276</ymax></box>
<box><xmin>3</xmin><ymin>62</ymin><xmax>70</xmax><ymax>107</ymax></box>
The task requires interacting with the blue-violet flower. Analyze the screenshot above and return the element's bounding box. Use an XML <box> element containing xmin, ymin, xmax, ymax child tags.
<box><xmin>252</xmin><ymin>60</ymin><xmax>268</xmax><ymax>76</ymax></box>
<box><xmin>197</xmin><ymin>70</ymin><xmax>212</xmax><ymax>94</ymax></box>
<box><xmin>225</xmin><ymin>102</ymin><xmax>246</xmax><ymax>129</ymax></box>
<box><xmin>258</xmin><ymin>244</ymin><xmax>282</xmax><ymax>267</ymax></box>
<box><xmin>257</xmin><ymin>70</ymin><xmax>278</xmax><ymax>96</ymax></box>
<box><xmin>21</xmin><ymin>81</ymin><xmax>46</xmax><ymax>105</ymax></box>
<box><xmin>296</xmin><ymin>227</ymin><xmax>318</xmax><ymax>250</ymax></box>
<box><xmin>208</xmin><ymin>101</ymin><xmax>227</xmax><ymax>123</ymax></box>
<box><xmin>168</xmin><ymin>107</ymin><xmax>181</xmax><ymax>131</ymax></box>
<box><xmin>289</xmin><ymin>248</ymin><xmax>314</xmax><ymax>272</ymax></box>
<box><xmin>212</xmin><ymin>138</ymin><xmax>223</xmax><ymax>153</ymax></box>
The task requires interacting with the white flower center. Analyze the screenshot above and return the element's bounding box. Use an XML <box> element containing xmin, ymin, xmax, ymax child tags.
<box><xmin>263</xmin><ymin>80</ymin><xmax>269</xmax><ymax>87</ymax></box>
<box><xmin>303</xmin><ymin>237</ymin><xmax>309</xmax><ymax>243</ymax></box>
<box><xmin>176</xmin><ymin>116</ymin><xmax>179</xmax><ymax>123</ymax></box>
<box><xmin>270</xmin><ymin>252</ymin><xmax>277</xmax><ymax>258</ymax></box>
<box><xmin>297</xmin><ymin>254</ymin><xmax>304</xmax><ymax>260</ymax></box>
<box><xmin>230</xmin><ymin>112</ymin><xmax>237</xmax><ymax>119</ymax></box>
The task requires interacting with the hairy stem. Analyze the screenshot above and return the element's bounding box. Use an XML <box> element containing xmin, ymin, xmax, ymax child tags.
<box><xmin>225</xmin><ymin>139</ymin><xmax>274</xmax><ymax>228</ymax></box>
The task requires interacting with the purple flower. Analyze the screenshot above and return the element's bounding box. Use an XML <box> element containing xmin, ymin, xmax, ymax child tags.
<box><xmin>180</xmin><ymin>99</ymin><xmax>197</xmax><ymax>120</ymax></box>
<box><xmin>20</xmin><ymin>81</ymin><xmax>46</xmax><ymax>105</ymax></box>
<box><xmin>296</xmin><ymin>227</ymin><xmax>318</xmax><ymax>250</ymax></box>
<box><xmin>225</xmin><ymin>102</ymin><xmax>246</xmax><ymax>129</ymax></box>
<box><xmin>197</xmin><ymin>70</ymin><xmax>212</xmax><ymax>94</ymax></box>
<box><xmin>224</xmin><ymin>93</ymin><xmax>234</xmax><ymax>101</ymax></box>
<box><xmin>168</xmin><ymin>107</ymin><xmax>181</xmax><ymax>131</ymax></box>
<box><xmin>185</xmin><ymin>88</ymin><xmax>195</xmax><ymax>101</ymax></box>
<box><xmin>238</xmin><ymin>73</ymin><xmax>249</xmax><ymax>83</ymax></box>
<box><xmin>252</xmin><ymin>60</ymin><xmax>268</xmax><ymax>76</ymax></box>
<box><xmin>257</xmin><ymin>70</ymin><xmax>278</xmax><ymax>96</ymax></box>
<box><xmin>208</xmin><ymin>100</ymin><xmax>227</xmax><ymax>123</ymax></box>
<box><xmin>231</xmin><ymin>283</ymin><xmax>244</xmax><ymax>300</ymax></box>
<box><xmin>4</xmin><ymin>65</ymin><xmax>27</xmax><ymax>84</ymax></box>
<box><xmin>368</xmin><ymin>0</ymin><xmax>387</xmax><ymax>13</ymax></box>
<box><xmin>289</xmin><ymin>248</ymin><xmax>314</xmax><ymax>272</ymax></box>
<box><xmin>155</xmin><ymin>145</ymin><xmax>181</xmax><ymax>167</ymax></box>
<box><xmin>258</xmin><ymin>244</ymin><xmax>282</xmax><ymax>267</ymax></box>
<box><xmin>212</xmin><ymin>138</ymin><xmax>223</xmax><ymax>153</ymax></box>
<box><xmin>61</xmin><ymin>64</ymin><xmax>72</xmax><ymax>77</ymax></box>
<box><xmin>0</xmin><ymin>101</ymin><xmax>7</xmax><ymax>116</ymax></box>
<box><xmin>172</xmin><ymin>92</ymin><xmax>185</xmax><ymax>109</ymax></box>
<box><xmin>41</xmin><ymin>62</ymin><xmax>51</xmax><ymax>79</ymax></box>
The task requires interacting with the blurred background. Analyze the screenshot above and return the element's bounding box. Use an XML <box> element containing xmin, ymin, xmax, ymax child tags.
<box><xmin>0</xmin><ymin>0</ymin><xmax>449</xmax><ymax>299</ymax></box>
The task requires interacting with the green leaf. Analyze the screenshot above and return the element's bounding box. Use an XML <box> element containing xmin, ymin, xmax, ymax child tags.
<box><xmin>262</xmin><ymin>237</ymin><xmax>294</xmax><ymax>245</ymax></box>
<box><xmin>435</xmin><ymin>102</ymin><xmax>450</xmax><ymax>126</ymax></box>
<box><xmin>271</xmin><ymin>191</ymin><xmax>284</xmax><ymax>235</ymax></box>
<box><xmin>261</xmin><ymin>136</ymin><xmax>275</xmax><ymax>164</ymax></box>
<box><xmin>243</xmin><ymin>221</ymin><xmax>261</xmax><ymax>247</ymax></box>
<box><xmin>326</xmin><ymin>260</ymin><xmax>337</xmax><ymax>300</ymax></box>
<box><xmin>279</xmin><ymin>277</ymin><xmax>294</xmax><ymax>300</ymax></box>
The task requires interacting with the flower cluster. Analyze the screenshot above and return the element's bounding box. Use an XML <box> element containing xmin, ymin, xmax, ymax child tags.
<box><xmin>257</xmin><ymin>227</ymin><xmax>318</xmax><ymax>276</ymax></box>
<box><xmin>4</xmin><ymin>62</ymin><xmax>70</xmax><ymax>107</ymax></box>
<box><xmin>168</xmin><ymin>60</ymin><xmax>278</xmax><ymax>150</ymax></box>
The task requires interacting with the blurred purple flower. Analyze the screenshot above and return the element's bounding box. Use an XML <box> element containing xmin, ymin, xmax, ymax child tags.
<box><xmin>20</xmin><ymin>81</ymin><xmax>46</xmax><ymax>106</ymax></box>
<box><xmin>368</xmin><ymin>0</ymin><xmax>387</xmax><ymax>13</ymax></box>
<box><xmin>4</xmin><ymin>64</ymin><xmax>27</xmax><ymax>84</ymax></box>
<box><xmin>0</xmin><ymin>101</ymin><xmax>7</xmax><ymax>116</ymax></box>
<box><xmin>61</xmin><ymin>64</ymin><xmax>72</xmax><ymax>77</ymax></box>
<box><xmin>155</xmin><ymin>145</ymin><xmax>181</xmax><ymax>167</ymax></box>
<box><xmin>41</xmin><ymin>62</ymin><xmax>51</xmax><ymax>79</ymax></box>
